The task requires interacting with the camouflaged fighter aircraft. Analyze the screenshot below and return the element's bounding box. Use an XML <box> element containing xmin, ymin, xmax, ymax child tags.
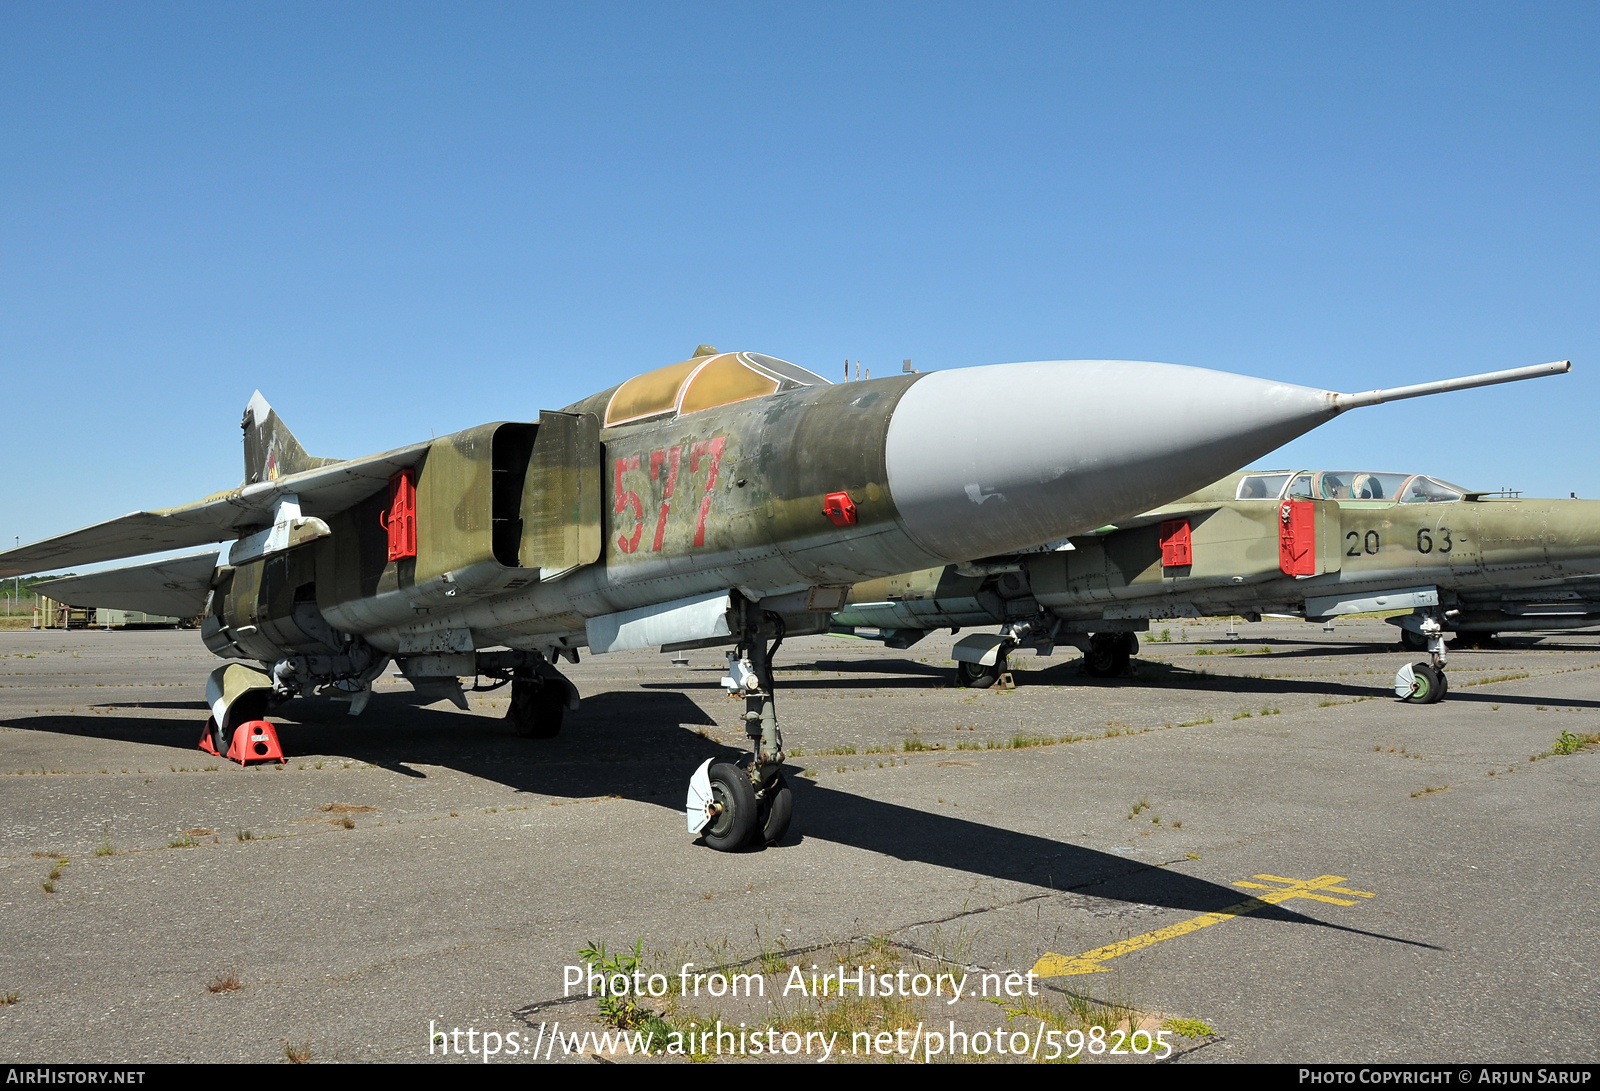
<box><xmin>0</xmin><ymin>349</ymin><xmax>1570</xmax><ymax>849</ymax></box>
<box><xmin>835</xmin><ymin>463</ymin><xmax>1600</xmax><ymax>704</ymax></box>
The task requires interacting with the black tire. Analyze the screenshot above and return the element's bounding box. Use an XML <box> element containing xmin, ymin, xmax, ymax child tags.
<box><xmin>1430</xmin><ymin>669</ymin><xmax>1449</xmax><ymax>703</ymax></box>
<box><xmin>755</xmin><ymin>773</ymin><xmax>793</xmax><ymax>847</ymax></box>
<box><xmin>508</xmin><ymin>679</ymin><xmax>565</xmax><ymax>738</ymax></box>
<box><xmin>1400</xmin><ymin>628</ymin><xmax>1428</xmax><ymax>652</ymax></box>
<box><xmin>702</xmin><ymin>762</ymin><xmax>757</xmax><ymax>852</ymax></box>
<box><xmin>956</xmin><ymin>660</ymin><xmax>1000</xmax><ymax>689</ymax></box>
<box><xmin>1082</xmin><ymin>633</ymin><xmax>1129</xmax><ymax>678</ymax></box>
<box><xmin>1402</xmin><ymin>662</ymin><xmax>1441</xmax><ymax>704</ymax></box>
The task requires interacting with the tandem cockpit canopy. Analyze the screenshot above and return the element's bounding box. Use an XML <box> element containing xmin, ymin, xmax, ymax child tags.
<box><xmin>602</xmin><ymin>350</ymin><xmax>831</xmax><ymax>428</ymax></box>
<box><xmin>1234</xmin><ymin>470</ymin><xmax>1468</xmax><ymax>504</ymax></box>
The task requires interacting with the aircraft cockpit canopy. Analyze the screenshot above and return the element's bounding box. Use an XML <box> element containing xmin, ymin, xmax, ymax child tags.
<box><xmin>1235</xmin><ymin>470</ymin><xmax>1467</xmax><ymax>504</ymax></box>
<box><xmin>604</xmin><ymin>352</ymin><xmax>830</xmax><ymax>428</ymax></box>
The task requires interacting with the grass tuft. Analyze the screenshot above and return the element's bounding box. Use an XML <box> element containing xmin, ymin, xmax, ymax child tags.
<box><xmin>1163</xmin><ymin>1017</ymin><xmax>1214</xmax><ymax>1038</ymax></box>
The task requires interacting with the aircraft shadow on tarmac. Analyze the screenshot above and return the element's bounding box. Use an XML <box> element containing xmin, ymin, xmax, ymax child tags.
<box><xmin>11</xmin><ymin>689</ymin><xmax>1435</xmax><ymax>951</ymax></box>
<box><xmin>645</xmin><ymin>653</ymin><xmax>1600</xmax><ymax>709</ymax></box>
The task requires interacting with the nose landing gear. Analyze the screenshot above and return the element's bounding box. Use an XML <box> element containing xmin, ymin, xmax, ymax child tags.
<box><xmin>686</xmin><ymin>604</ymin><xmax>792</xmax><ymax>851</ymax></box>
<box><xmin>1395</xmin><ymin>613</ymin><xmax>1449</xmax><ymax>703</ymax></box>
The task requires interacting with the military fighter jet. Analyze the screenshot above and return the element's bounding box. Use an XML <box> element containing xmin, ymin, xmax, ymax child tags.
<box><xmin>834</xmin><ymin>463</ymin><xmax>1600</xmax><ymax>703</ymax></box>
<box><xmin>0</xmin><ymin>348</ymin><xmax>1569</xmax><ymax>849</ymax></box>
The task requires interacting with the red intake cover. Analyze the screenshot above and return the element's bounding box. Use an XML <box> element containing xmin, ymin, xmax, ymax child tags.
<box><xmin>1279</xmin><ymin>500</ymin><xmax>1315</xmax><ymax>576</ymax></box>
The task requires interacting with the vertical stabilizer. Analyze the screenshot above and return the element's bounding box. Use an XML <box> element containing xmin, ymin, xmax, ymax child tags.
<box><xmin>241</xmin><ymin>392</ymin><xmax>337</xmax><ymax>484</ymax></box>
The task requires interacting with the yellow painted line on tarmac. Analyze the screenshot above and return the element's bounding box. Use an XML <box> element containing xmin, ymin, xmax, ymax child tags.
<box><xmin>1032</xmin><ymin>873</ymin><xmax>1375</xmax><ymax>977</ymax></box>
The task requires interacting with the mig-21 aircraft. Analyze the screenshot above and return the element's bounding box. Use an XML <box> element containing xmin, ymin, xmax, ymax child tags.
<box><xmin>0</xmin><ymin>349</ymin><xmax>1570</xmax><ymax>849</ymax></box>
<box><xmin>835</xmin><ymin>464</ymin><xmax>1600</xmax><ymax>703</ymax></box>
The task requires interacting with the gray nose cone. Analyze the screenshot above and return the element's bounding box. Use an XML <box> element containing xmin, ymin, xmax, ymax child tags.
<box><xmin>884</xmin><ymin>359</ymin><xmax>1336</xmax><ymax>563</ymax></box>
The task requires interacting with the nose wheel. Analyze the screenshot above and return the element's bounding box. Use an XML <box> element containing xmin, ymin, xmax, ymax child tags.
<box><xmin>687</xmin><ymin>763</ymin><xmax>793</xmax><ymax>850</ymax></box>
<box><xmin>1395</xmin><ymin>661</ymin><xmax>1447</xmax><ymax>703</ymax></box>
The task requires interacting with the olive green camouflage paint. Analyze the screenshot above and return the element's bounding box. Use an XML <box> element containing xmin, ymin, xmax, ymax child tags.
<box><xmin>569</xmin><ymin>374</ymin><xmax>922</xmax><ymax>581</ymax></box>
<box><xmin>839</xmin><ymin>475</ymin><xmax>1600</xmax><ymax>632</ymax></box>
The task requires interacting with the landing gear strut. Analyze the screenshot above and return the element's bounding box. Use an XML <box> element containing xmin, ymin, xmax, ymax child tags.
<box><xmin>1395</xmin><ymin>612</ymin><xmax>1449</xmax><ymax>704</ymax></box>
<box><xmin>688</xmin><ymin>604</ymin><xmax>793</xmax><ymax>851</ymax></box>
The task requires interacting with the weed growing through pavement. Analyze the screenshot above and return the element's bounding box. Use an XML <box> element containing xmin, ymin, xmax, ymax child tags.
<box><xmin>1552</xmin><ymin>730</ymin><xmax>1599</xmax><ymax>756</ymax></box>
<box><xmin>576</xmin><ymin>939</ymin><xmax>680</xmax><ymax>1044</ymax></box>
<box><xmin>206</xmin><ymin>975</ymin><xmax>242</xmax><ymax>993</ymax></box>
<box><xmin>1530</xmin><ymin>730</ymin><xmax>1600</xmax><ymax>761</ymax></box>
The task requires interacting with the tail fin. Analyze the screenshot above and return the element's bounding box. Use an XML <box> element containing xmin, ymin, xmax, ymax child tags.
<box><xmin>242</xmin><ymin>392</ymin><xmax>338</xmax><ymax>484</ymax></box>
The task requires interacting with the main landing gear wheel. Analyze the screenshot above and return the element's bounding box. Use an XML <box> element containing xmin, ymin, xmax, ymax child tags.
<box><xmin>754</xmin><ymin>772</ymin><xmax>793</xmax><ymax>847</ymax></box>
<box><xmin>507</xmin><ymin>678</ymin><xmax>565</xmax><ymax>738</ymax></box>
<box><xmin>1082</xmin><ymin>632</ymin><xmax>1132</xmax><ymax>678</ymax></box>
<box><xmin>210</xmin><ymin>690</ymin><xmax>269</xmax><ymax>756</ymax></box>
<box><xmin>1400</xmin><ymin>628</ymin><xmax>1428</xmax><ymax>652</ymax></box>
<box><xmin>957</xmin><ymin>659</ymin><xmax>1003</xmax><ymax>689</ymax></box>
<box><xmin>1395</xmin><ymin>661</ymin><xmax>1445</xmax><ymax>704</ymax></box>
<box><xmin>702</xmin><ymin>762</ymin><xmax>757</xmax><ymax>852</ymax></box>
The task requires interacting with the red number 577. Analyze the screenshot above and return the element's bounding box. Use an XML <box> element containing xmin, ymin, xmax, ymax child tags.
<box><xmin>613</xmin><ymin>437</ymin><xmax>725</xmax><ymax>554</ymax></box>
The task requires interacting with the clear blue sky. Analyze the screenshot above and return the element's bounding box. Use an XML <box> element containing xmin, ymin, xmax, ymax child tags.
<box><xmin>3</xmin><ymin>2</ymin><xmax>1596</xmax><ymax>548</ymax></box>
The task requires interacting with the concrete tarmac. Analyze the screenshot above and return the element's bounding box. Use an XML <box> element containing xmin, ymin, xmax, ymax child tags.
<box><xmin>0</xmin><ymin>619</ymin><xmax>1595</xmax><ymax>1064</ymax></box>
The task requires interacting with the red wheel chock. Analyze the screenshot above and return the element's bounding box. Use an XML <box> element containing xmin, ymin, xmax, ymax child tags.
<box><xmin>226</xmin><ymin>720</ymin><xmax>287</xmax><ymax>765</ymax></box>
<box><xmin>198</xmin><ymin>719</ymin><xmax>220</xmax><ymax>757</ymax></box>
